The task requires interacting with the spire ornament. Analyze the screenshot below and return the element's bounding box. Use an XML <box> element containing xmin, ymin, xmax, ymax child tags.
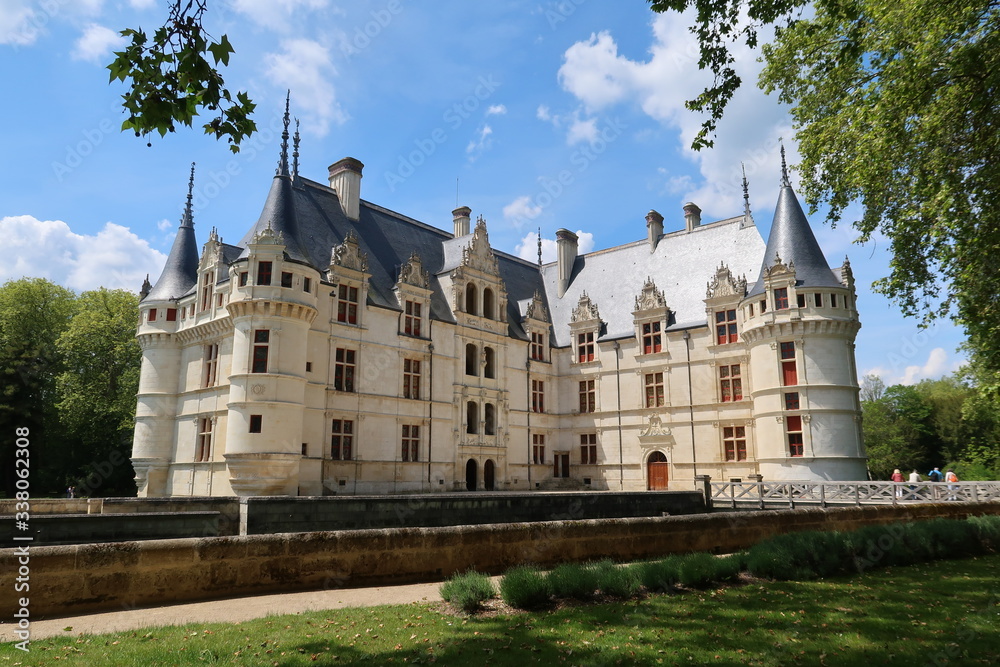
<box><xmin>741</xmin><ymin>162</ymin><xmax>753</xmax><ymax>226</ymax></box>
<box><xmin>537</xmin><ymin>227</ymin><xmax>542</xmax><ymax>267</ymax></box>
<box><xmin>779</xmin><ymin>142</ymin><xmax>790</xmax><ymax>188</ymax></box>
<box><xmin>277</xmin><ymin>91</ymin><xmax>291</xmax><ymax>176</ymax></box>
<box><xmin>292</xmin><ymin>118</ymin><xmax>300</xmax><ymax>180</ymax></box>
<box><xmin>181</xmin><ymin>162</ymin><xmax>195</xmax><ymax>229</ymax></box>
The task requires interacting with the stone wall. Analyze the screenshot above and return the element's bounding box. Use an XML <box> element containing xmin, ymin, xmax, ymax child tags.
<box><xmin>3</xmin><ymin>501</ymin><xmax>997</xmax><ymax>618</ymax></box>
<box><xmin>0</xmin><ymin>512</ymin><xmax>220</xmax><ymax>546</ymax></box>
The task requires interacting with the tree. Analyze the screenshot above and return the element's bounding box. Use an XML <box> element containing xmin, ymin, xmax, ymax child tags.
<box><xmin>56</xmin><ymin>289</ymin><xmax>142</xmax><ymax>496</ymax></box>
<box><xmin>108</xmin><ymin>0</ymin><xmax>256</xmax><ymax>152</ymax></box>
<box><xmin>0</xmin><ymin>279</ymin><xmax>78</xmax><ymax>496</ymax></box>
<box><xmin>862</xmin><ymin>384</ymin><xmax>935</xmax><ymax>479</ymax></box>
<box><xmin>859</xmin><ymin>373</ymin><xmax>886</xmax><ymax>403</ymax></box>
<box><xmin>649</xmin><ymin>0</ymin><xmax>1000</xmax><ymax>381</ymax></box>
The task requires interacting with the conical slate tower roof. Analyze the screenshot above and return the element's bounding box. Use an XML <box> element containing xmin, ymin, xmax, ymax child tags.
<box><xmin>145</xmin><ymin>164</ymin><xmax>200</xmax><ymax>302</ymax></box>
<box><xmin>747</xmin><ymin>152</ymin><xmax>841</xmax><ymax>296</ymax></box>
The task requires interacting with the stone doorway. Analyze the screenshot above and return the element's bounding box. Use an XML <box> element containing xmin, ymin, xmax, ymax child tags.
<box><xmin>465</xmin><ymin>459</ymin><xmax>478</xmax><ymax>491</ymax></box>
<box><xmin>647</xmin><ymin>451</ymin><xmax>669</xmax><ymax>490</ymax></box>
<box><xmin>484</xmin><ymin>459</ymin><xmax>495</xmax><ymax>491</ymax></box>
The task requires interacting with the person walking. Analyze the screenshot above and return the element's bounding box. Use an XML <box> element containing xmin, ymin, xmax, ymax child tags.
<box><xmin>945</xmin><ymin>470</ymin><xmax>960</xmax><ymax>500</ymax></box>
<box><xmin>928</xmin><ymin>467</ymin><xmax>942</xmax><ymax>482</ymax></box>
<box><xmin>907</xmin><ymin>469</ymin><xmax>921</xmax><ymax>500</ymax></box>
<box><xmin>891</xmin><ymin>468</ymin><xmax>904</xmax><ymax>498</ymax></box>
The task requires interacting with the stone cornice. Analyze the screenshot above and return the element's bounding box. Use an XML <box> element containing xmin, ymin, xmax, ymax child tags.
<box><xmin>226</xmin><ymin>299</ymin><xmax>318</xmax><ymax>325</ymax></box>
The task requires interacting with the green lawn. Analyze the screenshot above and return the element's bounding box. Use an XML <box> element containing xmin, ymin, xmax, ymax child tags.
<box><xmin>3</xmin><ymin>555</ymin><xmax>998</xmax><ymax>666</ymax></box>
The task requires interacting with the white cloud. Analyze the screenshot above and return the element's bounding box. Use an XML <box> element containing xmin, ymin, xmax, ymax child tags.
<box><xmin>156</xmin><ymin>219</ymin><xmax>173</xmax><ymax>232</ymax></box>
<box><xmin>536</xmin><ymin>105</ymin><xmax>551</xmax><ymax>122</ymax></box>
<box><xmin>0</xmin><ymin>0</ymin><xmax>40</xmax><ymax>46</ymax></box>
<box><xmin>566</xmin><ymin>115</ymin><xmax>598</xmax><ymax>145</ymax></box>
<box><xmin>264</xmin><ymin>38</ymin><xmax>346</xmax><ymax>136</ymax></box>
<box><xmin>516</xmin><ymin>230</ymin><xmax>595</xmax><ymax>263</ymax></box>
<box><xmin>128</xmin><ymin>0</ymin><xmax>156</xmax><ymax>8</ymax></box>
<box><xmin>466</xmin><ymin>124</ymin><xmax>493</xmax><ymax>159</ymax></box>
<box><xmin>865</xmin><ymin>347</ymin><xmax>964</xmax><ymax>386</ymax></box>
<box><xmin>0</xmin><ymin>215</ymin><xmax>166</xmax><ymax>292</ymax></box>
<box><xmin>557</xmin><ymin>13</ymin><xmax>795</xmax><ymax>219</ymax></box>
<box><xmin>503</xmin><ymin>196</ymin><xmax>542</xmax><ymax>226</ymax></box>
<box><xmin>231</xmin><ymin>0</ymin><xmax>331</xmax><ymax>31</ymax></box>
<box><xmin>486</xmin><ymin>104</ymin><xmax>507</xmax><ymax>116</ymax></box>
<box><xmin>72</xmin><ymin>23</ymin><xmax>126</xmax><ymax>63</ymax></box>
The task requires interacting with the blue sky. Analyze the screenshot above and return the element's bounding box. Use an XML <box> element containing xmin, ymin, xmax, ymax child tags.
<box><xmin>0</xmin><ymin>0</ymin><xmax>966</xmax><ymax>385</ymax></box>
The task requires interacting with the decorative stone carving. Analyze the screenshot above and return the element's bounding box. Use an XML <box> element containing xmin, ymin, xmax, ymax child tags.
<box><xmin>571</xmin><ymin>291</ymin><xmax>601</xmax><ymax>323</ymax></box>
<box><xmin>840</xmin><ymin>256</ymin><xmax>855</xmax><ymax>289</ymax></box>
<box><xmin>460</xmin><ymin>216</ymin><xmax>500</xmax><ymax>276</ymax></box>
<box><xmin>330</xmin><ymin>230</ymin><xmax>369</xmax><ymax>273</ymax></box>
<box><xmin>525</xmin><ymin>289</ymin><xmax>549</xmax><ymax>322</ymax></box>
<box><xmin>764</xmin><ymin>253</ymin><xmax>795</xmax><ymax>280</ymax></box>
<box><xmin>639</xmin><ymin>413</ymin><xmax>670</xmax><ymax>437</ymax></box>
<box><xmin>706</xmin><ymin>262</ymin><xmax>747</xmax><ymax>299</ymax></box>
<box><xmin>634</xmin><ymin>277</ymin><xmax>667</xmax><ymax>311</ymax></box>
<box><xmin>251</xmin><ymin>223</ymin><xmax>284</xmax><ymax>246</ymax></box>
<box><xmin>397</xmin><ymin>250</ymin><xmax>429</xmax><ymax>289</ymax></box>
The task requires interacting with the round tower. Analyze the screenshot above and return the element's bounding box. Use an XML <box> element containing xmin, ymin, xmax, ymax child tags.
<box><xmin>742</xmin><ymin>157</ymin><xmax>866</xmax><ymax>481</ymax></box>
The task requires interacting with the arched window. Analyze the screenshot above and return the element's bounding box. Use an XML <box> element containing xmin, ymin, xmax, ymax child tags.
<box><xmin>484</xmin><ymin>347</ymin><xmax>496</xmax><ymax>379</ymax></box>
<box><xmin>466</xmin><ymin>343</ymin><xmax>479</xmax><ymax>376</ymax></box>
<box><xmin>465</xmin><ymin>282</ymin><xmax>478</xmax><ymax>315</ymax></box>
<box><xmin>484</xmin><ymin>403</ymin><xmax>496</xmax><ymax>435</ymax></box>
<box><xmin>466</xmin><ymin>401</ymin><xmax>479</xmax><ymax>434</ymax></box>
<box><xmin>483</xmin><ymin>287</ymin><xmax>495</xmax><ymax>320</ymax></box>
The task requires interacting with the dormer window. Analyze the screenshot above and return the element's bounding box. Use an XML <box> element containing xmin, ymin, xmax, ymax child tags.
<box><xmin>256</xmin><ymin>261</ymin><xmax>272</xmax><ymax>286</ymax></box>
<box><xmin>199</xmin><ymin>270</ymin><xmax>214</xmax><ymax>311</ymax></box>
<box><xmin>337</xmin><ymin>284</ymin><xmax>359</xmax><ymax>324</ymax></box>
<box><xmin>715</xmin><ymin>310</ymin><xmax>738</xmax><ymax>345</ymax></box>
<box><xmin>570</xmin><ymin>291</ymin><xmax>602</xmax><ymax>365</ymax></box>
<box><xmin>774</xmin><ymin>287</ymin><xmax>789</xmax><ymax>310</ymax></box>
<box><xmin>641</xmin><ymin>322</ymin><xmax>662</xmax><ymax>354</ymax></box>
<box><xmin>577</xmin><ymin>332</ymin><xmax>596</xmax><ymax>363</ymax></box>
<box><xmin>465</xmin><ymin>282</ymin><xmax>478</xmax><ymax>315</ymax></box>
<box><xmin>404</xmin><ymin>300</ymin><xmax>422</xmax><ymax>337</ymax></box>
<box><xmin>530</xmin><ymin>332</ymin><xmax>545</xmax><ymax>362</ymax></box>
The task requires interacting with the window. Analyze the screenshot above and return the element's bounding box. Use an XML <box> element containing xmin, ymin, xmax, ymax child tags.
<box><xmin>401</xmin><ymin>425</ymin><xmax>419</xmax><ymax>462</ymax></box>
<box><xmin>249</xmin><ymin>415</ymin><xmax>262</xmax><ymax>433</ymax></box>
<box><xmin>403</xmin><ymin>358</ymin><xmax>421</xmax><ymax>399</ymax></box>
<box><xmin>644</xmin><ymin>372</ymin><xmax>665</xmax><ymax>408</ymax></box>
<box><xmin>465</xmin><ymin>282</ymin><xmax>478</xmax><ymax>315</ymax></box>
<box><xmin>484</xmin><ymin>403</ymin><xmax>496</xmax><ymax>435</ymax></box>
<box><xmin>239</xmin><ymin>271</ymin><xmax>248</xmax><ymax>287</ymax></box>
<box><xmin>720</xmin><ymin>364</ymin><xmax>742</xmax><ymax>402</ymax></box>
<box><xmin>787</xmin><ymin>415</ymin><xmax>804</xmax><ymax>457</ymax></box>
<box><xmin>200</xmin><ymin>270</ymin><xmax>214</xmax><ymax>311</ymax></box>
<box><xmin>715</xmin><ymin>309</ymin><xmax>738</xmax><ymax>344</ymax></box>
<box><xmin>466</xmin><ymin>402</ymin><xmax>478</xmax><ymax>434</ymax></box>
<box><xmin>760</xmin><ymin>299</ymin><xmax>767</xmax><ymax>313</ymax></box>
<box><xmin>749</xmin><ymin>303</ymin><xmax>754</xmax><ymax>317</ymax></box>
<box><xmin>148</xmin><ymin>308</ymin><xmax>157</xmax><ymax>322</ymax></box>
<box><xmin>796</xmin><ymin>293</ymin><xmax>806</xmax><ymax>308</ymax></box>
<box><xmin>337</xmin><ymin>284</ymin><xmax>359</xmax><ymax>324</ymax></box>
<box><xmin>251</xmin><ymin>330</ymin><xmax>269</xmax><ymax>373</ymax></box>
<box><xmin>531</xmin><ymin>379</ymin><xmax>544</xmax><ymax>413</ymax></box>
<box><xmin>301</xmin><ymin>443</ymin><xmax>309</xmax><ymax>456</ymax></box>
<box><xmin>580</xmin><ymin>433</ymin><xmax>597</xmax><ymax>464</ymax></box>
<box><xmin>216</xmin><ymin>293</ymin><xmax>223</xmax><ymax>308</ymax></box>
<box><xmin>831</xmin><ymin>293</ymin><xmax>838</xmax><ymax>308</ymax></box>
<box><xmin>203</xmin><ymin>343</ymin><xmax>219</xmax><ymax>388</ymax></box>
<box><xmin>166</xmin><ymin>308</ymin><xmax>177</xmax><ymax>322</ymax></box>
<box><xmin>196</xmin><ymin>418</ymin><xmax>212</xmax><ymax>462</ymax></box>
<box><xmin>484</xmin><ymin>347</ymin><xmax>496</xmax><ymax>379</ymax></box>
<box><xmin>532</xmin><ymin>434</ymin><xmax>545</xmax><ymax>464</ymax></box>
<box><xmin>256</xmin><ymin>261</ymin><xmax>272</xmax><ymax>286</ymax></box>
<box><xmin>281</xmin><ymin>271</ymin><xmax>293</xmax><ymax>288</ymax></box>
<box><xmin>530</xmin><ymin>332</ymin><xmax>545</xmax><ymax>361</ymax></box>
<box><xmin>334</xmin><ymin>348</ymin><xmax>356</xmax><ymax>392</ymax></box>
<box><xmin>306</xmin><ymin>362</ymin><xmax>312</xmax><ymax>372</ymax></box>
<box><xmin>403</xmin><ymin>300</ymin><xmax>422</xmax><ymax>337</ymax></box>
<box><xmin>774</xmin><ymin>287</ymin><xmax>789</xmax><ymax>310</ymax></box>
<box><xmin>483</xmin><ymin>287</ymin><xmax>495</xmax><ymax>320</ymax></box>
<box><xmin>554</xmin><ymin>452</ymin><xmax>570</xmax><ymax>478</ymax></box>
<box><xmin>465</xmin><ymin>343</ymin><xmax>479</xmax><ymax>376</ymax></box>
<box><xmin>303</xmin><ymin>277</ymin><xmax>311</xmax><ymax>293</ymax></box>
<box><xmin>577</xmin><ymin>331</ymin><xmax>595</xmax><ymax>363</ymax></box>
<box><xmin>331</xmin><ymin>419</ymin><xmax>353</xmax><ymax>460</ymax></box>
<box><xmin>814</xmin><ymin>293</ymin><xmax>823</xmax><ymax>307</ymax></box>
<box><xmin>723</xmin><ymin>426</ymin><xmax>747</xmax><ymax>461</ymax></box>
<box><xmin>785</xmin><ymin>392</ymin><xmax>800</xmax><ymax>410</ymax></box>
<box><xmin>780</xmin><ymin>341</ymin><xmax>798</xmax><ymax>386</ymax></box>
<box><xmin>641</xmin><ymin>321</ymin><xmax>662</xmax><ymax>354</ymax></box>
<box><xmin>579</xmin><ymin>379</ymin><xmax>596</xmax><ymax>413</ymax></box>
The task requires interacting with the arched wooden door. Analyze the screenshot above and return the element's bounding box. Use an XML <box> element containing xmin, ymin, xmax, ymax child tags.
<box><xmin>647</xmin><ymin>451</ymin><xmax>669</xmax><ymax>490</ymax></box>
<box><xmin>465</xmin><ymin>459</ymin><xmax>478</xmax><ymax>491</ymax></box>
<box><xmin>484</xmin><ymin>459</ymin><xmax>495</xmax><ymax>491</ymax></box>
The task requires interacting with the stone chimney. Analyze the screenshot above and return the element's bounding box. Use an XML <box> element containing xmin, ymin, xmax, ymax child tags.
<box><xmin>646</xmin><ymin>210</ymin><xmax>663</xmax><ymax>250</ymax></box>
<box><xmin>556</xmin><ymin>228</ymin><xmax>578</xmax><ymax>298</ymax></box>
<box><xmin>683</xmin><ymin>202</ymin><xmax>702</xmax><ymax>231</ymax></box>
<box><xmin>452</xmin><ymin>206</ymin><xmax>471</xmax><ymax>237</ymax></box>
<box><xmin>328</xmin><ymin>157</ymin><xmax>364</xmax><ymax>221</ymax></box>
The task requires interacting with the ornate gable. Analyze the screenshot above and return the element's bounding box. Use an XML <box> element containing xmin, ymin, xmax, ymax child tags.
<box><xmin>200</xmin><ymin>227</ymin><xmax>224</xmax><ymax>267</ymax></box>
<box><xmin>397</xmin><ymin>251</ymin><xmax>430</xmax><ymax>290</ymax></box>
<box><xmin>251</xmin><ymin>223</ymin><xmax>284</xmax><ymax>247</ymax></box>
<box><xmin>330</xmin><ymin>230</ymin><xmax>369</xmax><ymax>274</ymax></box>
<box><xmin>840</xmin><ymin>256</ymin><xmax>854</xmax><ymax>290</ymax></box>
<box><xmin>634</xmin><ymin>277</ymin><xmax>667</xmax><ymax>312</ymax></box>
<box><xmin>524</xmin><ymin>289</ymin><xmax>550</xmax><ymax>323</ymax></box>
<box><xmin>763</xmin><ymin>253</ymin><xmax>795</xmax><ymax>281</ymax></box>
<box><xmin>571</xmin><ymin>291</ymin><xmax>601</xmax><ymax>324</ymax></box>
<box><xmin>706</xmin><ymin>263</ymin><xmax>747</xmax><ymax>299</ymax></box>
<box><xmin>460</xmin><ymin>216</ymin><xmax>500</xmax><ymax>276</ymax></box>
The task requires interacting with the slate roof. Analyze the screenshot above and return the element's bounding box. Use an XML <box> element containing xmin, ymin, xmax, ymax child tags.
<box><xmin>144</xmin><ymin>173</ymin><xmax>199</xmax><ymax>302</ymax></box>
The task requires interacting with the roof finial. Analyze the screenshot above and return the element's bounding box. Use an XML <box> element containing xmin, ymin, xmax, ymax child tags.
<box><xmin>277</xmin><ymin>90</ymin><xmax>291</xmax><ymax>176</ymax></box>
<box><xmin>181</xmin><ymin>162</ymin><xmax>196</xmax><ymax>229</ymax></box>
<box><xmin>779</xmin><ymin>141</ymin><xmax>790</xmax><ymax>188</ymax></box>
<box><xmin>292</xmin><ymin>118</ymin><xmax>300</xmax><ymax>180</ymax></box>
<box><xmin>741</xmin><ymin>162</ymin><xmax>752</xmax><ymax>226</ymax></box>
<box><xmin>537</xmin><ymin>227</ymin><xmax>543</xmax><ymax>266</ymax></box>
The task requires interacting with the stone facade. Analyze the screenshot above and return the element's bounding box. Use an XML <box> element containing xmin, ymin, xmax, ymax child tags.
<box><xmin>132</xmin><ymin>114</ymin><xmax>867</xmax><ymax>497</ymax></box>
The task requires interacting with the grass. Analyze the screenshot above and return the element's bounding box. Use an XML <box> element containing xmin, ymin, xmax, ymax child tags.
<box><xmin>4</xmin><ymin>554</ymin><xmax>998</xmax><ymax>666</ymax></box>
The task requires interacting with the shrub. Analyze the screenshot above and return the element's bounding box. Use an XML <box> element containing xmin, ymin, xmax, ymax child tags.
<box><xmin>748</xmin><ymin>530</ymin><xmax>851</xmax><ymax>580</ymax></box>
<box><xmin>547</xmin><ymin>562</ymin><xmax>599</xmax><ymax>600</ymax></box>
<box><xmin>969</xmin><ymin>514</ymin><xmax>1000</xmax><ymax>551</ymax></box>
<box><xmin>677</xmin><ymin>553</ymin><xmax>721</xmax><ymax>588</ymax></box>
<box><xmin>637</xmin><ymin>555</ymin><xmax>683</xmax><ymax>593</ymax></box>
<box><xmin>711</xmin><ymin>553</ymin><xmax>744</xmax><ymax>583</ymax></box>
<box><xmin>500</xmin><ymin>565</ymin><xmax>551</xmax><ymax>609</ymax></box>
<box><xmin>588</xmin><ymin>560</ymin><xmax>640</xmax><ymax>598</ymax></box>
<box><xmin>439</xmin><ymin>570</ymin><xmax>495</xmax><ymax>613</ymax></box>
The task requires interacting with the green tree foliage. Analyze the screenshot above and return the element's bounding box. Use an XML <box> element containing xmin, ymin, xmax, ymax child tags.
<box><xmin>649</xmin><ymin>0</ymin><xmax>1000</xmax><ymax>381</ymax></box>
<box><xmin>0</xmin><ymin>279</ymin><xmax>77</xmax><ymax>496</ymax></box>
<box><xmin>56</xmin><ymin>289</ymin><xmax>141</xmax><ymax>496</ymax></box>
<box><xmin>108</xmin><ymin>0</ymin><xmax>256</xmax><ymax>152</ymax></box>
<box><xmin>863</xmin><ymin>384</ymin><xmax>934</xmax><ymax>479</ymax></box>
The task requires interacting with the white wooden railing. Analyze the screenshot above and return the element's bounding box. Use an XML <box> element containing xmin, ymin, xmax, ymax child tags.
<box><xmin>709</xmin><ymin>480</ymin><xmax>1000</xmax><ymax>510</ymax></box>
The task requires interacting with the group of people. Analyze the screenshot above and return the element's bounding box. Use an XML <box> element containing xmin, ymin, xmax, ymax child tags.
<box><xmin>890</xmin><ymin>467</ymin><xmax>960</xmax><ymax>500</ymax></box>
